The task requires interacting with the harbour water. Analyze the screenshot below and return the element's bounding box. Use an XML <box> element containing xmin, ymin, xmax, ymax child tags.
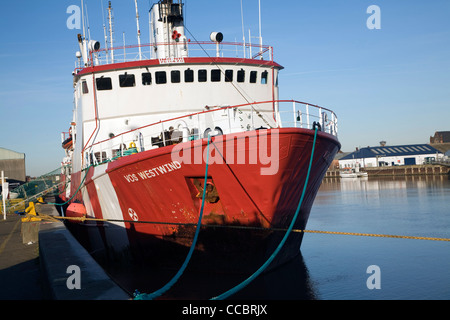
<box><xmin>106</xmin><ymin>175</ymin><xmax>450</xmax><ymax>300</ymax></box>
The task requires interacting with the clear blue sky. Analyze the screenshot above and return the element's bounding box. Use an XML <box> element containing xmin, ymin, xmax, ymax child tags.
<box><xmin>0</xmin><ymin>0</ymin><xmax>449</xmax><ymax>177</ymax></box>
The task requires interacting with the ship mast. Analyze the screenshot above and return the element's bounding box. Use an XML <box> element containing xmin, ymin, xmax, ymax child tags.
<box><xmin>108</xmin><ymin>1</ymin><xmax>115</xmax><ymax>63</ymax></box>
<box><xmin>135</xmin><ymin>0</ymin><xmax>142</xmax><ymax>60</ymax></box>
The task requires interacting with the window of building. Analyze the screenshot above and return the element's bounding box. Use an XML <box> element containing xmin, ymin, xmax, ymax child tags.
<box><xmin>142</xmin><ymin>72</ymin><xmax>152</xmax><ymax>85</ymax></box>
<box><xmin>155</xmin><ymin>71</ymin><xmax>167</xmax><ymax>84</ymax></box>
<box><xmin>211</xmin><ymin>69</ymin><xmax>221</xmax><ymax>82</ymax></box>
<box><xmin>198</xmin><ymin>69</ymin><xmax>207</xmax><ymax>82</ymax></box>
<box><xmin>119</xmin><ymin>73</ymin><xmax>136</xmax><ymax>87</ymax></box>
<box><xmin>96</xmin><ymin>77</ymin><xmax>112</xmax><ymax>90</ymax></box>
<box><xmin>237</xmin><ymin>69</ymin><xmax>245</xmax><ymax>83</ymax></box>
<box><xmin>250</xmin><ymin>71</ymin><xmax>257</xmax><ymax>83</ymax></box>
<box><xmin>225</xmin><ymin>70</ymin><xmax>233</xmax><ymax>82</ymax></box>
<box><xmin>261</xmin><ymin>71</ymin><xmax>268</xmax><ymax>84</ymax></box>
<box><xmin>82</xmin><ymin>80</ymin><xmax>89</xmax><ymax>94</ymax></box>
<box><xmin>171</xmin><ymin>70</ymin><xmax>181</xmax><ymax>83</ymax></box>
<box><xmin>185</xmin><ymin>69</ymin><xmax>194</xmax><ymax>82</ymax></box>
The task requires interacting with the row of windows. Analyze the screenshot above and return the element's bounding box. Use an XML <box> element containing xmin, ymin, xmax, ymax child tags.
<box><xmin>83</xmin><ymin>69</ymin><xmax>270</xmax><ymax>92</ymax></box>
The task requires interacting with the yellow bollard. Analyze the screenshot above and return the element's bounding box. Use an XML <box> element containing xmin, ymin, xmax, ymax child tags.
<box><xmin>21</xmin><ymin>202</ymin><xmax>42</xmax><ymax>222</ymax></box>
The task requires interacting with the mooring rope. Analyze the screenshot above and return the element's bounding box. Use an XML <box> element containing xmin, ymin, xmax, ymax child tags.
<box><xmin>28</xmin><ymin>213</ymin><xmax>450</xmax><ymax>242</ymax></box>
<box><xmin>133</xmin><ymin>135</ymin><xmax>212</xmax><ymax>300</ymax></box>
<box><xmin>209</xmin><ymin>126</ymin><xmax>318</xmax><ymax>300</ymax></box>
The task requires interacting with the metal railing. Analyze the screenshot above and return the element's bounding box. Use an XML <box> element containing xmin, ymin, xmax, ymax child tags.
<box><xmin>83</xmin><ymin>100</ymin><xmax>338</xmax><ymax>168</ymax></box>
<box><xmin>77</xmin><ymin>41</ymin><xmax>274</xmax><ymax>69</ymax></box>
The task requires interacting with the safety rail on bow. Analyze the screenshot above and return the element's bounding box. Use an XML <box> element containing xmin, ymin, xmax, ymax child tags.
<box><xmin>82</xmin><ymin>100</ymin><xmax>338</xmax><ymax>168</ymax></box>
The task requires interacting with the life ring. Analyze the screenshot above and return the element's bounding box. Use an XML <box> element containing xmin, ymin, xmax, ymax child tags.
<box><xmin>129</xmin><ymin>142</ymin><xmax>136</xmax><ymax>149</ymax></box>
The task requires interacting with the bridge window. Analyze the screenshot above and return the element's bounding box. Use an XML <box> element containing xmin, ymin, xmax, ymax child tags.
<box><xmin>155</xmin><ymin>71</ymin><xmax>167</xmax><ymax>84</ymax></box>
<box><xmin>261</xmin><ymin>71</ymin><xmax>268</xmax><ymax>84</ymax></box>
<box><xmin>96</xmin><ymin>77</ymin><xmax>112</xmax><ymax>90</ymax></box>
<box><xmin>119</xmin><ymin>73</ymin><xmax>136</xmax><ymax>87</ymax></box>
<box><xmin>225</xmin><ymin>70</ymin><xmax>233</xmax><ymax>82</ymax></box>
<box><xmin>237</xmin><ymin>69</ymin><xmax>245</xmax><ymax>83</ymax></box>
<box><xmin>198</xmin><ymin>69</ymin><xmax>207</xmax><ymax>82</ymax></box>
<box><xmin>142</xmin><ymin>72</ymin><xmax>152</xmax><ymax>85</ymax></box>
<box><xmin>82</xmin><ymin>80</ymin><xmax>89</xmax><ymax>94</ymax></box>
<box><xmin>185</xmin><ymin>69</ymin><xmax>194</xmax><ymax>82</ymax></box>
<box><xmin>250</xmin><ymin>71</ymin><xmax>257</xmax><ymax>83</ymax></box>
<box><xmin>211</xmin><ymin>69</ymin><xmax>221</xmax><ymax>82</ymax></box>
<box><xmin>171</xmin><ymin>70</ymin><xmax>181</xmax><ymax>83</ymax></box>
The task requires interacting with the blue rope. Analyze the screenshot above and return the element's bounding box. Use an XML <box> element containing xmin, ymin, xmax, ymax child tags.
<box><xmin>211</xmin><ymin>127</ymin><xmax>318</xmax><ymax>300</ymax></box>
<box><xmin>134</xmin><ymin>136</ymin><xmax>212</xmax><ymax>300</ymax></box>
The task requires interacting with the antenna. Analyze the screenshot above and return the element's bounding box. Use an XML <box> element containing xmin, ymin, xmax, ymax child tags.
<box><xmin>85</xmin><ymin>3</ymin><xmax>92</xmax><ymax>41</ymax></box>
<box><xmin>81</xmin><ymin>0</ymin><xmax>86</xmax><ymax>39</ymax></box>
<box><xmin>101</xmin><ymin>0</ymin><xmax>109</xmax><ymax>63</ymax></box>
<box><xmin>240</xmin><ymin>0</ymin><xmax>246</xmax><ymax>58</ymax></box>
<box><xmin>258</xmin><ymin>0</ymin><xmax>263</xmax><ymax>59</ymax></box>
<box><xmin>135</xmin><ymin>0</ymin><xmax>142</xmax><ymax>60</ymax></box>
<box><xmin>108</xmin><ymin>1</ymin><xmax>115</xmax><ymax>63</ymax></box>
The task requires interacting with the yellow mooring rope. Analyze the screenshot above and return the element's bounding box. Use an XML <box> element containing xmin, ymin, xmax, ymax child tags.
<box><xmin>25</xmin><ymin>212</ymin><xmax>450</xmax><ymax>242</ymax></box>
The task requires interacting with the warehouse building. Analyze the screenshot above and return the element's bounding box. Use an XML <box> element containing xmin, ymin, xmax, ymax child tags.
<box><xmin>0</xmin><ymin>147</ymin><xmax>26</xmax><ymax>190</ymax></box>
<box><xmin>339</xmin><ymin>144</ymin><xmax>443</xmax><ymax>169</ymax></box>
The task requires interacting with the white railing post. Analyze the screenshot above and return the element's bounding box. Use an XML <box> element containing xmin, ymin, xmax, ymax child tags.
<box><xmin>292</xmin><ymin>101</ymin><xmax>296</xmax><ymax>128</ymax></box>
<box><xmin>306</xmin><ymin>104</ymin><xmax>310</xmax><ymax>129</ymax></box>
<box><xmin>319</xmin><ymin>107</ymin><xmax>322</xmax><ymax>130</ymax></box>
<box><xmin>161</xmin><ymin>121</ymin><xmax>166</xmax><ymax>146</ymax></box>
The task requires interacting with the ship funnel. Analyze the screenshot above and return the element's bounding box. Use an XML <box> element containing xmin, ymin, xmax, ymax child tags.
<box><xmin>151</xmin><ymin>0</ymin><xmax>187</xmax><ymax>59</ymax></box>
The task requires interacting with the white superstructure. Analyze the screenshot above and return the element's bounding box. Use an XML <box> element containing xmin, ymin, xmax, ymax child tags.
<box><xmin>63</xmin><ymin>0</ymin><xmax>338</xmax><ymax>178</ymax></box>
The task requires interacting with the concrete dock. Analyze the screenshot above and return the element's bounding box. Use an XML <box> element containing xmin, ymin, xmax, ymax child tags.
<box><xmin>0</xmin><ymin>200</ymin><xmax>130</xmax><ymax>300</ymax></box>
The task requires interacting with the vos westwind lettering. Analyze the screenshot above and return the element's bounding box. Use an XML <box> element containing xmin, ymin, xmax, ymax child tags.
<box><xmin>123</xmin><ymin>161</ymin><xmax>182</xmax><ymax>183</ymax></box>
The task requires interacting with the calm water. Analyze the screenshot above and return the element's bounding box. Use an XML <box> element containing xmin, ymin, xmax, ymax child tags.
<box><xmin>108</xmin><ymin>175</ymin><xmax>450</xmax><ymax>300</ymax></box>
<box><xmin>300</xmin><ymin>175</ymin><xmax>450</xmax><ymax>300</ymax></box>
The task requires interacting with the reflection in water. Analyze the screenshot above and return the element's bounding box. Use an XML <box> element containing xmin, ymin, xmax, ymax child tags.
<box><xmin>106</xmin><ymin>252</ymin><xmax>318</xmax><ymax>300</ymax></box>
<box><xmin>101</xmin><ymin>175</ymin><xmax>450</xmax><ymax>300</ymax></box>
<box><xmin>302</xmin><ymin>175</ymin><xmax>450</xmax><ymax>300</ymax></box>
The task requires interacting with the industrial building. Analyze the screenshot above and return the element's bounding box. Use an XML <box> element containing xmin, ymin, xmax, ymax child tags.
<box><xmin>338</xmin><ymin>144</ymin><xmax>443</xmax><ymax>169</ymax></box>
<box><xmin>0</xmin><ymin>147</ymin><xmax>26</xmax><ymax>190</ymax></box>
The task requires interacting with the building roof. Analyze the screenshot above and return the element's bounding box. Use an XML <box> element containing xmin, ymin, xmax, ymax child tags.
<box><xmin>0</xmin><ymin>147</ymin><xmax>25</xmax><ymax>160</ymax></box>
<box><xmin>340</xmin><ymin>144</ymin><xmax>441</xmax><ymax>160</ymax></box>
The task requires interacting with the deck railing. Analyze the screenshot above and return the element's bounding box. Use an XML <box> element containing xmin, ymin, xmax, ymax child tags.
<box><xmin>77</xmin><ymin>41</ymin><xmax>274</xmax><ymax>68</ymax></box>
<box><xmin>82</xmin><ymin>100</ymin><xmax>338</xmax><ymax>168</ymax></box>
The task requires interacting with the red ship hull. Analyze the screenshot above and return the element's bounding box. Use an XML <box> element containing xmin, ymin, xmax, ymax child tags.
<box><xmin>63</xmin><ymin>128</ymin><xmax>339</xmax><ymax>273</ymax></box>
